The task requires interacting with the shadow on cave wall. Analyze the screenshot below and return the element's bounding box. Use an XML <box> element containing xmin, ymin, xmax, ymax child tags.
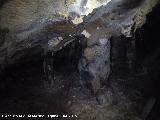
<box><xmin>110</xmin><ymin>2</ymin><xmax>160</xmax><ymax>97</ymax></box>
<box><xmin>109</xmin><ymin>3</ymin><xmax>160</xmax><ymax>119</ymax></box>
<box><xmin>0</xmin><ymin>0</ymin><xmax>8</xmax><ymax>7</ymax></box>
<box><xmin>0</xmin><ymin>1</ymin><xmax>160</xmax><ymax>119</ymax></box>
<box><xmin>134</xmin><ymin>3</ymin><xmax>160</xmax><ymax>120</ymax></box>
<box><xmin>0</xmin><ymin>37</ymin><xmax>82</xmax><ymax>115</ymax></box>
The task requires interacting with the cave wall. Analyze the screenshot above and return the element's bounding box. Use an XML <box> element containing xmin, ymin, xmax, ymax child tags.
<box><xmin>78</xmin><ymin>0</ymin><xmax>160</xmax><ymax>93</ymax></box>
<box><xmin>0</xmin><ymin>0</ymin><xmax>159</xmax><ymax>95</ymax></box>
<box><xmin>135</xmin><ymin>3</ymin><xmax>160</xmax><ymax>96</ymax></box>
<box><xmin>109</xmin><ymin>2</ymin><xmax>160</xmax><ymax>99</ymax></box>
<box><xmin>0</xmin><ymin>1</ymin><xmax>160</xmax><ymax>119</ymax></box>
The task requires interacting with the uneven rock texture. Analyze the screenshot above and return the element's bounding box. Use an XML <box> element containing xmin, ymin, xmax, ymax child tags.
<box><xmin>0</xmin><ymin>0</ymin><xmax>111</xmax><ymax>69</ymax></box>
<box><xmin>78</xmin><ymin>0</ymin><xmax>159</xmax><ymax>93</ymax></box>
<box><xmin>79</xmin><ymin>25</ymin><xmax>111</xmax><ymax>93</ymax></box>
<box><xmin>0</xmin><ymin>0</ymin><xmax>159</xmax><ymax>97</ymax></box>
<box><xmin>0</xmin><ymin>0</ymin><xmax>160</xmax><ymax>119</ymax></box>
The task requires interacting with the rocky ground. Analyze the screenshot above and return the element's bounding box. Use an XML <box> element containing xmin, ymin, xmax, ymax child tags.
<box><xmin>0</xmin><ymin>0</ymin><xmax>160</xmax><ymax>120</ymax></box>
<box><xmin>0</xmin><ymin>58</ymin><xmax>148</xmax><ymax>120</ymax></box>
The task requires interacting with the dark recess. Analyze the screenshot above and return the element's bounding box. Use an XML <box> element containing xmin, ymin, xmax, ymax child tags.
<box><xmin>135</xmin><ymin>3</ymin><xmax>160</xmax><ymax>120</ymax></box>
<box><xmin>0</xmin><ymin>38</ymin><xmax>82</xmax><ymax>115</ymax></box>
<box><xmin>0</xmin><ymin>0</ymin><xmax>8</xmax><ymax>7</ymax></box>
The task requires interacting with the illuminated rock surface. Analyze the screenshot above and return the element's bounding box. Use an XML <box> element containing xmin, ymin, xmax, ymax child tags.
<box><xmin>0</xmin><ymin>0</ymin><xmax>160</xmax><ymax>119</ymax></box>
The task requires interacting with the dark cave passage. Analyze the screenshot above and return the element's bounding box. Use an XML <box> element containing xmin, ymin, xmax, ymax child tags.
<box><xmin>134</xmin><ymin>4</ymin><xmax>160</xmax><ymax>120</ymax></box>
<box><xmin>0</xmin><ymin>1</ymin><xmax>160</xmax><ymax>119</ymax></box>
<box><xmin>43</xmin><ymin>38</ymin><xmax>83</xmax><ymax>91</ymax></box>
<box><xmin>136</xmin><ymin>3</ymin><xmax>160</xmax><ymax>99</ymax></box>
<box><xmin>108</xmin><ymin>3</ymin><xmax>160</xmax><ymax>119</ymax></box>
<box><xmin>0</xmin><ymin>38</ymin><xmax>82</xmax><ymax>115</ymax></box>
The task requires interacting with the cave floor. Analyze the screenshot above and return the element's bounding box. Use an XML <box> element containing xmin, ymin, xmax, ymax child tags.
<box><xmin>0</xmin><ymin>61</ymin><xmax>147</xmax><ymax>120</ymax></box>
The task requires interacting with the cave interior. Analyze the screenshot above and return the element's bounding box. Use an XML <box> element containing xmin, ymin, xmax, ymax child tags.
<box><xmin>0</xmin><ymin>0</ymin><xmax>160</xmax><ymax>120</ymax></box>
